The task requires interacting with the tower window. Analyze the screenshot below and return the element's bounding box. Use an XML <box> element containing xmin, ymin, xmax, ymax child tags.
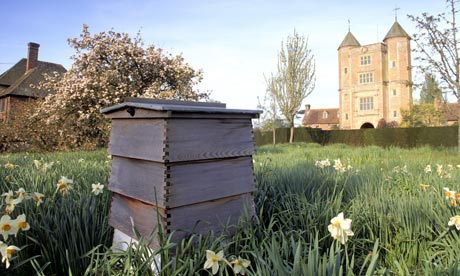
<box><xmin>393</xmin><ymin>110</ymin><xmax>397</xmax><ymax>117</ymax></box>
<box><xmin>359</xmin><ymin>72</ymin><xmax>374</xmax><ymax>84</ymax></box>
<box><xmin>360</xmin><ymin>55</ymin><xmax>371</xmax><ymax>65</ymax></box>
<box><xmin>359</xmin><ymin>97</ymin><xmax>374</xmax><ymax>111</ymax></box>
<box><xmin>393</xmin><ymin>89</ymin><xmax>397</xmax><ymax>96</ymax></box>
<box><xmin>345</xmin><ymin>113</ymin><xmax>348</xmax><ymax>120</ymax></box>
<box><xmin>392</xmin><ymin>61</ymin><xmax>396</xmax><ymax>67</ymax></box>
<box><xmin>344</xmin><ymin>68</ymin><xmax>348</xmax><ymax>74</ymax></box>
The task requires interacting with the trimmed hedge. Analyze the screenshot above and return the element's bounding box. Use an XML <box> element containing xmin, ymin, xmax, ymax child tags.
<box><xmin>254</xmin><ymin>126</ymin><xmax>458</xmax><ymax>148</ymax></box>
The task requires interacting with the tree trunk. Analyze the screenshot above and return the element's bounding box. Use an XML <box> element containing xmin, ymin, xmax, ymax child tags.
<box><xmin>289</xmin><ymin>126</ymin><xmax>294</xmax><ymax>143</ymax></box>
<box><xmin>458</xmin><ymin>98</ymin><xmax>460</xmax><ymax>155</ymax></box>
<box><xmin>272</xmin><ymin>127</ymin><xmax>276</xmax><ymax>145</ymax></box>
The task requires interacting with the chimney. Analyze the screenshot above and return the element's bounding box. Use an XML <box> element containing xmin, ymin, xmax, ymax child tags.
<box><xmin>305</xmin><ymin>104</ymin><xmax>311</xmax><ymax>113</ymax></box>
<box><xmin>26</xmin><ymin>42</ymin><xmax>40</xmax><ymax>71</ymax></box>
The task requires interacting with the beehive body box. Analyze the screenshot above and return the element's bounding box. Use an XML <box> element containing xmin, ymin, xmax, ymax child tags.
<box><xmin>102</xmin><ymin>99</ymin><xmax>261</xmax><ymax>246</ymax></box>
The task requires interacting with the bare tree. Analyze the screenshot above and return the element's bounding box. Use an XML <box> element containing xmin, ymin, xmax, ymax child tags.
<box><xmin>266</xmin><ymin>30</ymin><xmax>315</xmax><ymax>143</ymax></box>
<box><xmin>408</xmin><ymin>0</ymin><xmax>460</xmax><ymax>153</ymax></box>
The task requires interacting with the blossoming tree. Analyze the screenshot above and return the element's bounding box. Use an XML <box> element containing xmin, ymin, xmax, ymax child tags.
<box><xmin>37</xmin><ymin>25</ymin><xmax>208</xmax><ymax>147</ymax></box>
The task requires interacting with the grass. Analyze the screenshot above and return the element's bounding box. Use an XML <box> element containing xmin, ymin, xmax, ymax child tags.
<box><xmin>0</xmin><ymin>143</ymin><xmax>460</xmax><ymax>275</ymax></box>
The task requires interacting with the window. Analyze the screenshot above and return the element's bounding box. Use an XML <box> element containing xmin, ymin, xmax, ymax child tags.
<box><xmin>0</xmin><ymin>99</ymin><xmax>5</xmax><ymax>113</ymax></box>
<box><xmin>393</xmin><ymin>110</ymin><xmax>397</xmax><ymax>117</ymax></box>
<box><xmin>345</xmin><ymin>113</ymin><xmax>348</xmax><ymax>120</ymax></box>
<box><xmin>344</xmin><ymin>68</ymin><xmax>348</xmax><ymax>74</ymax></box>
<box><xmin>360</xmin><ymin>55</ymin><xmax>371</xmax><ymax>65</ymax></box>
<box><xmin>393</xmin><ymin>89</ymin><xmax>396</xmax><ymax>96</ymax></box>
<box><xmin>322</xmin><ymin>111</ymin><xmax>328</xmax><ymax>119</ymax></box>
<box><xmin>337</xmin><ymin>112</ymin><xmax>340</xmax><ymax>118</ymax></box>
<box><xmin>392</xmin><ymin>61</ymin><xmax>396</xmax><ymax>68</ymax></box>
<box><xmin>359</xmin><ymin>97</ymin><xmax>374</xmax><ymax>111</ymax></box>
<box><xmin>359</xmin><ymin>72</ymin><xmax>374</xmax><ymax>84</ymax></box>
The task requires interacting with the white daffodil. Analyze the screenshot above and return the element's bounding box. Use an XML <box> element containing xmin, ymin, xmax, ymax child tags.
<box><xmin>0</xmin><ymin>215</ymin><xmax>18</xmax><ymax>241</ymax></box>
<box><xmin>13</xmin><ymin>214</ymin><xmax>30</xmax><ymax>236</ymax></box>
<box><xmin>449</xmin><ymin>216</ymin><xmax>460</xmax><ymax>230</ymax></box>
<box><xmin>328</xmin><ymin>212</ymin><xmax>354</xmax><ymax>245</ymax></box>
<box><xmin>444</xmin><ymin>187</ymin><xmax>456</xmax><ymax>200</ymax></box>
<box><xmin>57</xmin><ymin>176</ymin><xmax>73</xmax><ymax>194</ymax></box>
<box><xmin>32</xmin><ymin>192</ymin><xmax>45</xmax><ymax>207</ymax></box>
<box><xmin>231</xmin><ymin>256</ymin><xmax>251</xmax><ymax>275</ymax></box>
<box><xmin>91</xmin><ymin>183</ymin><xmax>104</xmax><ymax>196</ymax></box>
<box><xmin>424</xmin><ymin>164</ymin><xmax>432</xmax><ymax>174</ymax></box>
<box><xmin>0</xmin><ymin>243</ymin><xmax>20</xmax><ymax>269</ymax></box>
<box><xmin>204</xmin><ymin>250</ymin><xmax>224</xmax><ymax>275</ymax></box>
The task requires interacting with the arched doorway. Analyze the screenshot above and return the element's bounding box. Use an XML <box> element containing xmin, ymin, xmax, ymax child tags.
<box><xmin>360</xmin><ymin>122</ymin><xmax>374</xmax><ymax>129</ymax></box>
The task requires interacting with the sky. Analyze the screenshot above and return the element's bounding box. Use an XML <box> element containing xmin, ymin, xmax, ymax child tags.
<box><xmin>0</xmin><ymin>0</ymin><xmax>446</xmax><ymax>111</ymax></box>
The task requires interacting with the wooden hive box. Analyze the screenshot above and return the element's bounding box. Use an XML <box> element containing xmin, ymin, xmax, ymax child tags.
<box><xmin>101</xmin><ymin>98</ymin><xmax>261</xmax><ymax>248</ymax></box>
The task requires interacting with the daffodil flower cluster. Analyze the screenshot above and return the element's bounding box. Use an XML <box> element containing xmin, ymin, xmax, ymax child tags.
<box><xmin>203</xmin><ymin>250</ymin><xmax>251</xmax><ymax>275</ymax></box>
<box><xmin>328</xmin><ymin>212</ymin><xmax>354</xmax><ymax>245</ymax></box>
<box><xmin>33</xmin><ymin>159</ymin><xmax>54</xmax><ymax>172</ymax></box>
<box><xmin>57</xmin><ymin>177</ymin><xmax>105</xmax><ymax>196</ymax></box>
<box><xmin>315</xmin><ymin>158</ymin><xmax>354</xmax><ymax>173</ymax></box>
<box><xmin>443</xmin><ymin>187</ymin><xmax>460</xmax><ymax>207</ymax></box>
<box><xmin>424</xmin><ymin>163</ymin><xmax>459</xmax><ymax>179</ymax></box>
<box><xmin>0</xmin><ymin>187</ymin><xmax>41</xmax><ymax>269</ymax></box>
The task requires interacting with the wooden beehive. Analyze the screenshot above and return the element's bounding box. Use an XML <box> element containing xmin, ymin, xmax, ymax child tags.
<box><xmin>102</xmin><ymin>98</ymin><xmax>261</xmax><ymax>248</ymax></box>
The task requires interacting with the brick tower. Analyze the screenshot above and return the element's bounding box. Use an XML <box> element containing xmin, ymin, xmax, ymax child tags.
<box><xmin>338</xmin><ymin>21</ymin><xmax>412</xmax><ymax>129</ymax></box>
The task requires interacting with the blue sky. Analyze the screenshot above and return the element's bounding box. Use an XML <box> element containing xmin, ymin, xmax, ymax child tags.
<box><xmin>1</xmin><ymin>0</ymin><xmax>445</xmax><ymax>110</ymax></box>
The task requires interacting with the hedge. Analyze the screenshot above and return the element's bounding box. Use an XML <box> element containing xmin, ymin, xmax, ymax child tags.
<box><xmin>254</xmin><ymin>126</ymin><xmax>458</xmax><ymax>148</ymax></box>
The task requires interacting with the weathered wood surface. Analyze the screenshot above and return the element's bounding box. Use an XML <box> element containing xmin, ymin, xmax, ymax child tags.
<box><xmin>166</xmin><ymin>119</ymin><xmax>255</xmax><ymax>162</ymax></box>
<box><xmin>166</xmin><ymin>157</ymin><xmax>255</xmax><ymax>208</ymax></box>
<box><xmin>105</xmin><ymin>109</ymin><xmax>258</xmax><ymax>119</ymax></box>
<box><xmin>109</xmin><ymin>193</ymin><xmax>166</xmax><ymax>247</ymax></box>
<box><xmin>108</xmin><ymin>156</ymin><xmax>256</xmax><ymax>209</ymax></box>
<box><xmin>166</xmin><ymin>193</ymin><xmax>255</xmax><ymax>241</ymax></box>
<box><xmin>108</xmin><ymin>119</ymin><xmax>166</xmax><ymax>161</ymax></box>
<box><xmin>109</xmin><ymin>157</ymin><xmax>167</xmax><ymax>206</ymax></box>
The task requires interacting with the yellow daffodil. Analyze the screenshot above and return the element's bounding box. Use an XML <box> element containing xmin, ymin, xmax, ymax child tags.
<box><xmin>231</xmin><ymin>256</ymin><xmax>251</xmax><ymax>275</ymax></box>
<box><xmin>420</xmin><ymin>184</ymin><xmax>430</xmax><ymax>191</ymax></box>
<box><xmin>13</xmin><ymin>214</ymin><xmax>29</xmax><ymax>236</ymax></box>
<box><xmin>449</xmin><ymin>216</ymin><xmax>460</xmax><ymax>230</ymax></box>
<box><xmin>0</xmin><ymin>215</ymin><xmax>18</xmax><ymax>241</ymax></box>
<box><xmin>57</xmin><ymin>176</ymin><xmax>73</xmax><ymax>194</ymax></box>
<box><xmin>204</xmin><ymin>250</ymin><xmax>224</xmax><ymax>275</ymax></box>
<box><xmin>444</xmin><ymin>187</ymin><xmax>456</xmax><ymax>200</ymax></box>
<box><xmin>0</xmin><ymin>242</ymin><xmax>20</xmax><ymax>269</ymax></box>
<box><xmin>91</xmin><ymin>183</ymin><xmax>104</xmax><ymax>196</ymax></box>
<box><xmin>328</xmin><ymin>212</ymin><xmax>354</xmax><ymax>245</ymax></box>
<box><xmin>32</xmin><ymin>192</ymin><xmax>44</xmax><ymax>207</ymax></box>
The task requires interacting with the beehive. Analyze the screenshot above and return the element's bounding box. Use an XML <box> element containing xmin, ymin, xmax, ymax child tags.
<box><xmin>101</xmin><ymin>98</ymin><xmax>261</xmax><ymax>248</ymax></box>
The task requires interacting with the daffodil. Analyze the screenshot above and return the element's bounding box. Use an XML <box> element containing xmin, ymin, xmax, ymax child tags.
<box><xmin>32</xmin><ymin>192</ymin><xmax>44</xmax><ymax>207</ymax></box>
<box><xmin>204</xmin><ymin>250</ymin><xmax>224</xmax><ymax>275</ymax></box>
<box><xmin>57</xmin><ymin>176</ymin><xmax>73</xmax><ymax>194</ymax></box>
<box><xmin>0</xmin><ymin>243</ymin><xmax>20</xmax><ymax>269</ymax></box>
<box><xmin>437</xmin><ymin>164</ymin><xmax>443</xmax><ymax>176</ymax></box>
<box><xmin>231</xmin><ymin>256</ymin><xmax>251</xmax><ymax>275</ymax></box>
<box><xmin>91</xmin><ymin>183</ymin><xmax>104</xmax><ymax>196</ymax></box>
<box><xmin>33</xmin><ymin>160</ymin><xmax>41</xmax><ymax>170</ymax></box>
<box><xmin>4</xmin><ymin>163</ymin><xmax>17</xmax><ymax>170</ymax></box>
<box><xmin>449</xmin><ymin>216</ymin><xmax>460</xmax><ymax>230</ymax></box>
<box><xmin>13</xmin><ymin>214</ymin><xmax>29</xmax><ymax>236</ymax></box>
<box><xmin>420</xmin><ymin>183</ymin><xmax>429</xmax><ymax>191</ymax></box>
<box><xmin>1</xmin><ymin>191</ymin><xmax>13</xmax><ymax>203</ymax></box>
<box><xmin>0</xmin><ymin>215</ymin><xmax>18</xmax><ymax>241</ymax></box>
<box><xmin>328</xmin><ymin>212</ymin><xmax>354</xmax><ymax>245</ymax></box>
<box><xmin>424</xmin><ymin>164</ymin><xmax>432</xmax><ymax>173</ymax></box>
<box><xmin>444</xmin><ymin>187</ymin><xmax>456</xmax><ymax>200</ymax></box>
<box><xmin>333</xmin><ymin>159</ymin><xmax>343</xmax><ymax>171</ymax></box>
<box><xmin>15</xmin><ymin>188</ymin><xmax>26</xmax><ymax>202</ymax></box>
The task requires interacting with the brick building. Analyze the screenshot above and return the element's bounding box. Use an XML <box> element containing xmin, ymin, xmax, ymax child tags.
<box><xmin>0</xmin><ymin>42</ymin><xmax>66</xmax><ymax>121</ymax></box>
<box><xmin>302</xmin><ymin>104</ymin><xmax>339</xmax><ymax>130</ymax></box>
<box><xmin>337</xmin><ymin>21</ymin><xmax>412</xmax><ymax>129</ymax></box>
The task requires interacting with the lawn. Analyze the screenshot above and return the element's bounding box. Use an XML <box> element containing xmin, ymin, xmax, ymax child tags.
<box><xmin>0</xmin><ymin>143</ymin><xmax>460</xmax><ymax>275</ymax></box>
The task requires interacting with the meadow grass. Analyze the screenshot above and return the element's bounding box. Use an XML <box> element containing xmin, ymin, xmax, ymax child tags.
<box><xmin>0</xmin><ymin>144</ymin><xmax>460</xmax><ymax>275</ymax></box>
